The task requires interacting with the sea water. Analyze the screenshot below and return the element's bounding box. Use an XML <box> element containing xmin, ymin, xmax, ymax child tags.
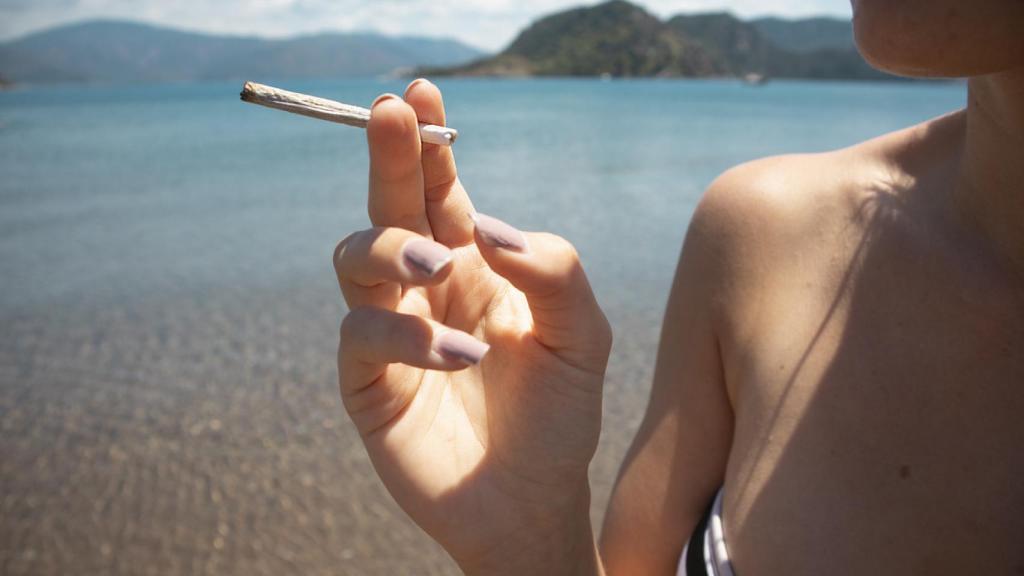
<box><xmin>0</xmin><ymin>78</ymin><xmax>964</xmax><ymax>316</ymax></box>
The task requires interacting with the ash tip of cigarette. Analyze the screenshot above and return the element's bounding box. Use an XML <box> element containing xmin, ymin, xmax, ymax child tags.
<box><xmin>239</xmin><ymin>81</ymin><xmax>256</xmax><ymax>101</ymax></box>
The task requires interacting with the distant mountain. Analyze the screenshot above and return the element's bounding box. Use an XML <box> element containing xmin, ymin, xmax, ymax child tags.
<box><xmin>666</xmin><ymin>12</ymin><xmax>787</xmax><ymax>77</ymax></box>
<box><xmin>668</xmin><ymin>12</ymin><xmax>887</xmax><ymax>80</ymax></box>
<box><xmin>0</xmin><ymin>20</ymin><xmax>483</xmax><ymax>84</ymax></box>
<box><xmin>751</xmin><ymin>17</ymin><xmax>855</xmax><ymax>53</ymax></box>
<box><xmin>428</xmin><ymin>0</ymin><xmax>723</xmax><ymax>77</ymax></box>
<box><xmin>428</xmin><ymin>0</ymin><xmax>893</xmax><ymax>81</ymax></box>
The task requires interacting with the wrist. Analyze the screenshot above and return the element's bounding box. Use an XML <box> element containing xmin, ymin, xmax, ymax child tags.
<box><xmin>456</xmin><ymin>485</ymin><xmax>603</xmax><ymax>576</ymax></box>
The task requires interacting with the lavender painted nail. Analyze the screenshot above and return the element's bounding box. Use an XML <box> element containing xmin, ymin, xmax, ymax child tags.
<box><xmin>470</xmin><ymin>212</ymin><xmax>528</xmax><ymax>252</ymax></box>
<box><xmin>402</xmin><ymin>239</ymin><xmax>452</xmax><ymax>278</ymax></box>
<box><xmin>434</xmin><ymin>330</ymin><xmax>490</xmax><ymax>366</ymax></box>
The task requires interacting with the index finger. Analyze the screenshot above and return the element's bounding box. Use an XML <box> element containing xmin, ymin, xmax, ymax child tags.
<box><xmin>367</xmin><ymin>95</ymin><xmax>431</xmax><ymax>236</ymax></box>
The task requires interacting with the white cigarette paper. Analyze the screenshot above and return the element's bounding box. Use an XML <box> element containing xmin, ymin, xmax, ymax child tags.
<box><xmin>240</xmin><ymin>81</ymin><xmax>458</xmax><ymax>146</ymax></box>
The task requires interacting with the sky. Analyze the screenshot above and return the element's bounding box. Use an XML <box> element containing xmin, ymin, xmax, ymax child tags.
<box><xmin>0</xmin><ymin>0</ymin><xmax>852</xmax><ymax>51</ymax></box>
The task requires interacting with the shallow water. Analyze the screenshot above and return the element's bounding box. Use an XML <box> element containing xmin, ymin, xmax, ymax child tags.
<box><xmin>0</xmin><ymin>78</ymin><xmax>964</xmax><ymax>574</ymax></box>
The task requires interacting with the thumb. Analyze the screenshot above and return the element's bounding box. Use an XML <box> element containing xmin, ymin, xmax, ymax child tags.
<box><xmin>471</xmin><ymin>212</ymin><xmax>612</xmax><ymax>372</ymax></box>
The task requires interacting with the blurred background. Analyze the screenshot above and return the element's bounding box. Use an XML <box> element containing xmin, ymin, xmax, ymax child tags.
<box><xmin>0</xmin><ymin>1</ymin><xmax>964</xmax><ymax>574</ymax></box>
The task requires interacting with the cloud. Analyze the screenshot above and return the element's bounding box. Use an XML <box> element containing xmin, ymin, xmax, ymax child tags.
<box><xmin>0</xmin><ymin>0</ymin><xmax>852</xmax><ymax>50</ymax></box>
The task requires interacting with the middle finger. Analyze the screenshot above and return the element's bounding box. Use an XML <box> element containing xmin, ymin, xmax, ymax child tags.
<box><xmin>367</xmin><ymin>95</ymin><xmax>432</xmax><ymax>236</ymax></box>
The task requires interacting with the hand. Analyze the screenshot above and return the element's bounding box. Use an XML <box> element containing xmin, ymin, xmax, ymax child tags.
<box><xmin>334</xmin><ymin>79</ymin><xmax>611</xmax><ymax>573</ymax></box>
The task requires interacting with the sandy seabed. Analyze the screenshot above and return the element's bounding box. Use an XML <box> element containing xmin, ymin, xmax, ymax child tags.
<box><xmin>0</xmin><ymin>276</ymin><xmax>661</xmax><ymax>575</ymax></box>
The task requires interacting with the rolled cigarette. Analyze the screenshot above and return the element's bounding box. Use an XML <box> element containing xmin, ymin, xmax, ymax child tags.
<box><xmin>239</xmin><ymin>81</ymin><xmax>458</xmax><ymax>146</ymax></box>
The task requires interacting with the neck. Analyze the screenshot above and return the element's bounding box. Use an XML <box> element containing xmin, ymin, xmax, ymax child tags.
<box><xmin>956</xmin><ymin>68</ymin><xmax>1024</xmax><ymax>277</ymax></box>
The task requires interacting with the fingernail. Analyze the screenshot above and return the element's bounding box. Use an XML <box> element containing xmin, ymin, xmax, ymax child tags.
<box><xmin>372</xmin><ymin>93</ymin><xmax>398</xmax><ymax>108</ymax></box>
<box><xmin>402</xmin><ymin>238</ymin><xmax>452</xmax><ymax>278</ymax></box>
<box><xmin>470</xmin><ymin>212</ymin><xmax>528</xmax><ymax>253</ymax></box>
<box><xmin>434</xmin><ymin>330</ymin><xmax>490</xmax><ymax>366</ymax></box>
<box><xmin>406</xmin><ymin>78</ymin><xmax>432</xmax><ymax>93</ymax></box>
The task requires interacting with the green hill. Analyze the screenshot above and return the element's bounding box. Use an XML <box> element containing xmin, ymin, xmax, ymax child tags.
<box><xmin>428</xmin><ymin>1</ymin><xmax>894</xmax><ymax>81</ymax></box>
<box><xmin>666</xmin><ymin>12</ymin><xmax>786</xmax><ymax>77</ymax></box>
<box><xmin>428</xmin><ymin>1</ymin><xmax>722</xmax><ymax>77</ymax></box>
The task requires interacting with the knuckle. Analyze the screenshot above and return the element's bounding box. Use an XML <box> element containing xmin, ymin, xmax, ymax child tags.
<box><xmin>339</xmin><ymin>306</ymin><xmax>373</xmax><ymax>343</ymax></box>
<box><xmin>423</xmin><ymin>173</ymin><xmax>458</xmax><ymax>202</ymax></box>
<box><xmin>538</xmin><ymin>233</ymin><xmax>583</xmax><ymax>291</ymax></box>
<box><xmin>382</xmin><ymin>313</ymin><xmax>406</xmax><ymax>345</ymax></box>
<box><xmin>338</xmin><ymin>312</ymin><xmax>355</xmax><ymax>343</ymax></box>
<box><xmin>545</xmin><ymin>233</ymin><xmax>581</xmax><ymax>267</ymax></box>
<box><xmin>335</xmin><ymin>228</ymin><xmax>392</xmax><ymax>284</ymax></box>
<box><xmin>392</xmin><ymin>212</ymin><xmax>425</xmax><ymax>232</ymax></box>
<box><xmin>367</xmin><ymin>203</ymin><xmax>423</xmax><ymax>232</ymax></box>
<box><xmin>333</xmin><ymin>231</ymin><xmax>361</xmax><ymax>276</ymax></box>
<box><xmin>386</xmin><ymin>314</ymin><xmax>430</xmax><ymax>352</ymax></box>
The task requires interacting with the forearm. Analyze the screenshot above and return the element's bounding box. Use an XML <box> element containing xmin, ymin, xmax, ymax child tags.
<box><xmin>456</xmin><ymin>487</ymin><xmax>605</xmax><ymax>576</ymax></box>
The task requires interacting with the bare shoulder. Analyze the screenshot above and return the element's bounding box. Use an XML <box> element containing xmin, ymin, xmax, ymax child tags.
<box><xmin>691</xmin><ymin>110</ymin><xmax>965</xmax><ymax>257</ymax></box>
<box><xmin>684</xmin><ymin>149</ymin><xmax>875</xmax><ymax>316</ymax></box>
<box><xmin>692</xmin><ymin>108</ymin><xmax>962</xmax><ymax>242</ymax></box>
<box><xmin>683</xmin><ymin>112</ymin><xmax>964</xmax><ymax>336</ymax></box>
<box><xmin>691</xmin><ymin>147</ymin><xmax>885</xmax><ymax>263</ymax></box>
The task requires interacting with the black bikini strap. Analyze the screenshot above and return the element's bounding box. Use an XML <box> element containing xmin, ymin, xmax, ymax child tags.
<box><xmin>685</xmin><ymin>494</ymin><xmax>716</xmax><ymax>576</ymax></box>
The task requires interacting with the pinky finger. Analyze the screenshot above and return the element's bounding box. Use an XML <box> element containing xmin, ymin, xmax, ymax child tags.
<box><xmin>338</xmin><ymin>306</ymin><xmax>490</xmax><ymax>398</ymax></box>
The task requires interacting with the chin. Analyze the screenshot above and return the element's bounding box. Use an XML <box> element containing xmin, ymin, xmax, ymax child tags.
<box><xmin>852</xmin><ymin>4</ymin><xmax>954</xmax><ymax>77</ymax></box>
<box><xmin>851</xmin><ymin>0</ymin><xmax>1024</xmax><ymax>78</ymax></box>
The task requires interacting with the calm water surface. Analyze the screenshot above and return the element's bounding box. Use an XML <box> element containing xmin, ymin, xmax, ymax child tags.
<box><xmin>0</xmin><ymin>78</ymin><xmax>965</xmax><ymax>314</ymax></box>
<box><xmin>0</xmin><ymin>79</ymin><xmax>964</xmax><ymax>574</ymax></box>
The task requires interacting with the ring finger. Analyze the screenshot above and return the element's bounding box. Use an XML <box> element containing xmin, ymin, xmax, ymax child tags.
<box><xmin>333</xmin><ymin>226</ymin><xmax>454</xmax><ymax>310</ymax></box>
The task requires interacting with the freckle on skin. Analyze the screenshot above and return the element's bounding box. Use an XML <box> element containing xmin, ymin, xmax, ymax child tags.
<box><xmin>899</xmin><ymin>465</ymin><xmax>911</xmax><ymax>479</ymax></box>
